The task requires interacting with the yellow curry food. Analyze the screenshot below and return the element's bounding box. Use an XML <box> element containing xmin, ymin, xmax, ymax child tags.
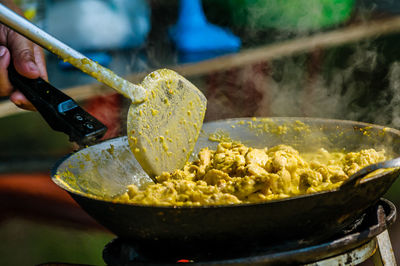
<box><xmin>114</xmin><ymin>142</ymin><xmax>386</xmax><ymax>206</ymax></box>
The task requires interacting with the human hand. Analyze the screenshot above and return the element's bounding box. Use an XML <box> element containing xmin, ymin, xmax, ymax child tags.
<box><xmin>0</xmin><ymin>1</ymin><xmax>47</xmax><ymax>110</ymax></box>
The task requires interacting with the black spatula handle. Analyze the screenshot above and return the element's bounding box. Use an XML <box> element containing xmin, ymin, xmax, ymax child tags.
<box><xmin>8</xmin><ymin>65</ymin><xmax>107</xmax><ymax>146</ymax></box>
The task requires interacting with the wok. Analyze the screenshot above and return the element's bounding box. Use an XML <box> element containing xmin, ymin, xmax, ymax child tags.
<box><xmin>52</xmin><ymin>117</ymin><xmax>400</xmax><ymax>248</ymax></box>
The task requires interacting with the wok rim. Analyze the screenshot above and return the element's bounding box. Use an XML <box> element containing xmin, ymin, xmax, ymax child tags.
<box><xmin>51</xmin><ymin>116</ymin><xmax>400</xmax><ymax>210</ymax></box>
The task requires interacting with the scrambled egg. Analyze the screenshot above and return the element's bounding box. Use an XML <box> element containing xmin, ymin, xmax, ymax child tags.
<box><xmin>114</xmin><ymin>142</ymin><xmax>386</xmax><ymax>206</ymax></box>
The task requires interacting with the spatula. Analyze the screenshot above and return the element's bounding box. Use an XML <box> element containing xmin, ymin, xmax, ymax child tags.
<box><xmin>7</xmin><ymin>64</ymin><xmax>108</xmax><ymax>146</ymax></box>
<box><xmin>0</xmin><ymin>4</ymin><xmax>207</xmax><ymax>179</ymax></box>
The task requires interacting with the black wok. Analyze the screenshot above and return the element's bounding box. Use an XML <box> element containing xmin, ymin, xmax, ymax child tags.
<box><xmin>51</xmin><ymin>117</ymin><xmax>400</xmax><ymax>248</ymax></box>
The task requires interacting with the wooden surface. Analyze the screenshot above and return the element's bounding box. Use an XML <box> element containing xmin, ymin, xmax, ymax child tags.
<box><xmin>2</xmin><ymin>16</ymin><xmax>400</xmax><ymax>118</ymax></box>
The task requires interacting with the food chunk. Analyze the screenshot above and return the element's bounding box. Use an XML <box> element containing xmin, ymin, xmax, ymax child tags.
<box><xmin>115</xmin><ymin>142</ymin><xmax>386</xmax><ymax>206</ymax></box>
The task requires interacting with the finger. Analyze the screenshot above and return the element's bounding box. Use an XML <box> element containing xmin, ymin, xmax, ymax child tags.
<box><xmin>10</xmin><ymin>90</ymin><xmax>36</xmax><ymax>111</ymax></box>
<box><xmin>7</xmin><ymin>30</ymin><xmax>41</xmax><ymax>79</ymax></box>
<box><xmin>0</xmin><ymin>46</ymin><xmax>12</xmax><ymax>97</ymax></box>
<box><xmin>33</xmin><ymin>44</ymin><xmax>47</xmax><ymax>81</ymax></box>
<box><xmin>0</xmin><ymin>44</ymin><xmax>34</xmax><ymax>109</ymax></box>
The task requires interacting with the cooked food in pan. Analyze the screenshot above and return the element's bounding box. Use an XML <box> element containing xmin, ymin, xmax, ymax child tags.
<box><xmin>114</xmin><ymin>142</ymin><xmax>386</xmax><ymax>206</ymax></box>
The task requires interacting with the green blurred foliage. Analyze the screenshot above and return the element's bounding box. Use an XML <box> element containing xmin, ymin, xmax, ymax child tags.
<box><xmin>0</xmin><ymin>219</ymin><xmax>113</xmax><ymax>265</ymax></box>
<box><xmin>0</xmin><ymin>111</ymin><xmax>71</xmax><ymax>157</ymax></box>
<box><xmin>204</xmin><ymin>0</ymin><xmax>355</xmax><ymax>31</ymax></box>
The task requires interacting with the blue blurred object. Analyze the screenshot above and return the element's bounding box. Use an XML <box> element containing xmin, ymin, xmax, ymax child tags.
<box><xmin>178</xmin><ymin>50</ymin><xmax>237</xmax><ymax>64</ymax></box>
<box><xmin>58</xmin><ymin>52</ymin><xmax>112</xmax><ymax>70</ymax></box>
<box><xmin>169</xmin><ymin>0</ymin><xmax>241</xmax><ymax>63</ymax></box>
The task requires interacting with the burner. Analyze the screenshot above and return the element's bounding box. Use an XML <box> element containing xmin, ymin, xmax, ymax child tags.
<box><xmin>102</xmin><ymin>198</ymin><xmax>396</xmax><ymax>265</ymax></box>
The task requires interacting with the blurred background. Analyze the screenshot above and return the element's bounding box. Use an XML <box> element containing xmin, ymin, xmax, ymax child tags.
<box><xmin>2</xmin><ymin>0</ymin><xmax>400</xmax><ymax>264</ymax></box>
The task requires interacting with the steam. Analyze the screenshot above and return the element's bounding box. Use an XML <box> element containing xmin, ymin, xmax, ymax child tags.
<box><xmin>204</xmin><ymin>37</ymin><xmax>400</xmax><ymax>133</ymax></box>
<box><xmin>123</xmin><ymin>1</ymin><xmax>400</xmax><ymax>133</ymax></box>
<box><xmin>377</xmin><ymin>62</ymin><xmax>400</xmax><ymax>127</ymax></box>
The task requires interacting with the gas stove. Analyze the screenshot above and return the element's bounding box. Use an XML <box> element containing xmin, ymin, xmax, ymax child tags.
<box><xmin>101</xmin><ymin>198</ymin><xmax>396</xmax><ymax>265</ymax></box>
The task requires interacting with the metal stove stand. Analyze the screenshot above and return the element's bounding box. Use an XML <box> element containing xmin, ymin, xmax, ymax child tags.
<box><xmin>304</xmin><ymin>232</ymin><xmax>394</xmax><ymax>265</ymax></box>
<box><xmin>102</xmin><ymin>198</ymin><xmax>397</xmax><ymax>266</ymax></box>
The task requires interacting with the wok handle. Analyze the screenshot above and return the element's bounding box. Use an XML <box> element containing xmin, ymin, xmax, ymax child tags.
<box><xmin>341</xmin><ymin>157</ymin><xmax>400</xmax><ymax>189</ymax></box>
<box><xmin>8</xmin><ymin>65</ymin><xmax>107</xmax><ymax>146</ymax></box>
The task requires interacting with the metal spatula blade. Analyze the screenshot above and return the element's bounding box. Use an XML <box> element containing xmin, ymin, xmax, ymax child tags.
<box><xmin>127</xmin><ymin>69</ymin><xmax>207</xmax><ymax>178</ymax></box>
